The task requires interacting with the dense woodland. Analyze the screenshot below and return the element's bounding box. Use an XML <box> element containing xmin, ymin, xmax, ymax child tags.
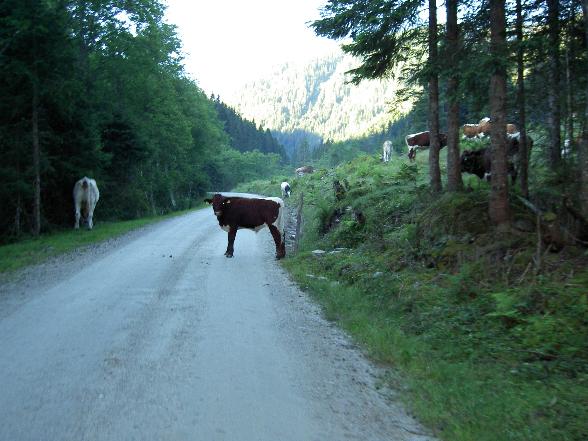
<box><xmin>0</xmin><ymin>0</ymin><xmax>286</xmax><ymax>241</ymax></box>
<box><xmin>211</xmin><ymin>96</ymin><xmax>287</xmax><ymax>160</ymax></box>
<box><xmin>306</xmin><ymin>0</ymin><xmax>588</xmax><ymax>238</ymax></box>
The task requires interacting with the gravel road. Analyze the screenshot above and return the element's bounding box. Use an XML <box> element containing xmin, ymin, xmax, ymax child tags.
<box><xmin>0</xmin><ymin>208</ymin><xmax>435</xmax><ymax>441</ymax></box>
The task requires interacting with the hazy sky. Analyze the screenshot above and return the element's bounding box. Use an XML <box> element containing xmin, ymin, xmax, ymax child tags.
<box><xmin>165</xmin><ymin>0</ymin><xmax>340</xmax><ymax>98</ymax></box>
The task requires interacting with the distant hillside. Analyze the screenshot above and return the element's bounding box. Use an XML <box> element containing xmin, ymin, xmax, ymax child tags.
<box><xmin>227</xmin><ymin>52</ymin><xmax>410</xmax><ymax>156</ymax></box>
<box><xmin>212</xmin><ymin>97</ymin><xmax>287</xmax><ymax>160</ymax></box>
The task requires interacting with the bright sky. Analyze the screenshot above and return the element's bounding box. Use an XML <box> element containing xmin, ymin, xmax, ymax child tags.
<box><xmin>164</xmin><ymin>0</ymin><xmax>340</xmax><ymax>99</ymax></box>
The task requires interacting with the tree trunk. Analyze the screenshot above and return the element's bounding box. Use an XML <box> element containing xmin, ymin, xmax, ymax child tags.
<box><xmin>446</xmin><ymin>0</ymin><xmax>462</xmax><ymax>192</ymax></box>
<box><xmin>565</xmin><ymin>48</ymin><xmax>574</xmax><ymax>154</ymax></box>
<box><xmin>580</xmin><ymin>0</ymin><xmax>588</xmax><ymax>219</ymax></box>
<box><xmin>516</xmin><ymin>0</ymin><xmax>529</xmax><ymax>198</ymax></box>
<box><xmin>32</xmin><ymin>80</ymin><xmax>41</xmax><ymax>237</ymax></box>
<box><xmin>564</xmin><ymin>5</ymin><xmax>576</xmax><ymax>154</ymax></box>
<box><xmin>489</xmin><ymin>0</ymin><xmax>510</xmax><ymax>226</ymax></box>
<box><xmin>428</xmin><ymin>0</ymin><xmax>441</xmax><ymax>193</ymax></box>
<box><xmin>547</xmin><ymin>0</ymin><xmax>562</xmax><ymax>168</ymax></box>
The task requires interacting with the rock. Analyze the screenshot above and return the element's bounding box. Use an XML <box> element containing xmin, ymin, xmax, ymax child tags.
<box><xmin>372</xmin><ymin>271</ymin><xmax>384</xmax><ymax>278</ymax></box>
<box><xmin>312</xmin><ymin>249</ymin><xmax>326</xmax><ymax>257</ymax></box>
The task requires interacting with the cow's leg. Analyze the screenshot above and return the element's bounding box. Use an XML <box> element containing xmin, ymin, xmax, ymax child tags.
<box><xmin>268</xmin><ymin>224</ymin><xmax>285</xmax><ymax>259</ymax></box>
<box><xmin>87</xmin><ymin>209</ymin><xmax>94</xmax><ymax>229</ymax></box>
<box><xmin>74</xmin><ymin>205</ymin><xmax>81</xmax><ymax>229</ymax></box>
<box><xmin>408</xmin><ymin>147</ymin><xmax>416</xmax><ymax>161</ymax></box>
<box><xmin>225</xmin><ymin>226</ymin><xmax>237</xmax><ymax>257</ymax></box>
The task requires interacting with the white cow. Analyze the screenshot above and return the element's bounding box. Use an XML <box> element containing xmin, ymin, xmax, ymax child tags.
<box><xmin>382</xmin><ymin>140</ymin><xmax>392</xmax><ymax>162</ymax></box>
<box><xmin>281</xmin><ymin>181</ymin><xmax>291</xmax><ymax>198</ymax></box>
<box><xmin>73</xmin><ymin>177</ymin><xmax>100</xmax><ymax>229</ymax></box>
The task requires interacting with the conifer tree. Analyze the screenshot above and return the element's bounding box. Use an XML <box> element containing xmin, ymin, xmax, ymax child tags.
<box><xmin>489</xmin><ymin>0</ymin><xmax>510</xmax><ymax>226</ymax></box>
<box><xmin>515</xmin><ymin>0</ymin><xmax>530</xmax><ymax>198</ymax></box>
<box><xmin>580</xmin><ymin>0</ymin><xmax>588</xmax><ymax>220</ymax></box>
<box><xmin>428</xmin><ymin>0</ymin><xmax>442</xmax><ymax>192</ymax></box>
<box><xmin>445</xmin><ymin>0</ymin><xmax>463</xmax><ymax>192</ymax></box>
<box><xmin>546</xmin><ymin>0</ymin><xmax>562</xmax><ymax>168</ymax></box>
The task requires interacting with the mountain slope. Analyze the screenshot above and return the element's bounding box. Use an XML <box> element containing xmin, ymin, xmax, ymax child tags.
<box><xmin>227</xmin><ymin>52</ymin><xmax>410</xmax><ymax>151</ymax></box>
<box><xmin>212</xmin><ymin>96</ymin><xmax>287</xmax><ymax>160</ymax></box>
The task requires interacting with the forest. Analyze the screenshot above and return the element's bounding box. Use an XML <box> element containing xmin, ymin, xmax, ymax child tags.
<box><xmin>0</xmin><ymin>0</ymin><xmax>287</xmax><ymax>242</ymax></box>
<box><xmin>308</xmin><ymin>0</ymin><xmax>588</xmax><ymax>232</ymax></box>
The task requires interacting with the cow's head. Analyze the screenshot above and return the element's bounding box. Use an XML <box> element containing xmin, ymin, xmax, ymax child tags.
<box><xmin>204</xmin><ymin>193</ymin><xmax>231</xmax><ymax>217</ymax></box>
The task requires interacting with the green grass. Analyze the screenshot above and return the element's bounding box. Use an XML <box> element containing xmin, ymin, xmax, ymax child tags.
<box><xmin>284</xmin><ymin>255</ymin><xmax>588</xmax><ymax>441</ymax></box>
<box><xmin>0</xmin><ymin>208</ymin><xmax>199</xmax><ymax>274</ymax></box>
<box><xmin>232</xmin><ymin>176</ymin><xmax>290</xmax><ymax>198</ymax></box>
<box><xmin>239</xmin><ymin>152</ymin><xmax>588</xmax><ymax>441</ymax></box>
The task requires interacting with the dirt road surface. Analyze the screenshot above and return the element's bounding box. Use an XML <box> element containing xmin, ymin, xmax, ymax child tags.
<box><xmin>0</xmin><ymin>208</ymin><xmax>435</xmax><ymax>441</ymax></box>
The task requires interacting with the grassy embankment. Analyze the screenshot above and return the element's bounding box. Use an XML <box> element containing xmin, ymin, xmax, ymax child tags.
<box><xmin>236</xmin><ymin>150</ymin><xmax>588</xmax><ymax>441</ymax></box>
<box><xmin>0</xmin><ymin>208</ymin><xmax>200</xmax><ymax>274</ymax></box>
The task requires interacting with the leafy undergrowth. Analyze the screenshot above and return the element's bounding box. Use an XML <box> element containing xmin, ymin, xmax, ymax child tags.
<box><xmin>240</xmin><ymin>153</ymin><xmax>588</xmax><ymax>441</ymax></box>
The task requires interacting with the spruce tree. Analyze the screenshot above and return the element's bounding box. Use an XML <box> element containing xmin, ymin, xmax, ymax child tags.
<box><xmin>489</xmin><ymin>0</ymin><xmax>510</xmax><ymax>226</ymax></box>
<box><xmin>445</xmin><ymin>0</ymin><xmax>463</xmax><ymax>192</ymax></box>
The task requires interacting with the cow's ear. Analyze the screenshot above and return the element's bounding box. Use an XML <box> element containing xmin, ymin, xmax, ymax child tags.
<box><xmin>204</xmin><ymin>198</ymin><xmax>212</xmax><ymax>204</ymax></box>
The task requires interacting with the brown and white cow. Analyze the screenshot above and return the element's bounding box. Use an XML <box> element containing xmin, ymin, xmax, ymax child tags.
<box><xmin>462</xmin><ymin>124</ymin><xmax>484</xmax><ymax>139</ymax></box>
<box><xmin>295</xmin><ymin>165</ymin><xmax>314</xmax><ymax>176</ymax></box>
<box><xmin>406</xmin><ymin>131</ymin><xmax>448</xmax><ymax>161</ymax></box>
<box><xmin>462</xmin><ymin>117</ymin><xmax>518</xmax><ymax>139</ymax></box>
<box><xmin>204</xmin><ymin>193</ymin><xmax>286</xmax><ymax>259</ymax></box>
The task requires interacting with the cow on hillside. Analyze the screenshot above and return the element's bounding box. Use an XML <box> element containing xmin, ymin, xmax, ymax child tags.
<box><xmin>462</xmin><ymin>124</ymin><xmax>485</xmax><ymax>139</ymax></box>
<box><xmin>460</xmin><ymin>133</ymin><xmax>533</xmax><ymax>183</ymax></box>
<box><xmin>462</xmin><ymin>117</ymin><xmax>518</xmax><ymax>139</ymax></box>
<box><xmin>406</xmin><ymin>131</ymin><xmax>448</xmax><ymax>161</ymax></box>
<box><xmin>204</xmin><ymin>193</ymin><xmax>286</xmax><ymax>259</ymax></box>
<box><xmin>281</xmin><ymin>181</ymin><xmax>291</xmax><ymax>198</ymax></box>
<box><xmin>73</xmin><ymin>177</ymin><xmax>100</xmax><ymax>229</ymax></box>
<box><xmin>382</xmin><ymin>140</ymin><xmax>392</xmax><ymax>162</ymax></box>
<box><xmin>295</xmin><ymin>165</ymin><xmax>314</xmax><ymax>176</ymax></box>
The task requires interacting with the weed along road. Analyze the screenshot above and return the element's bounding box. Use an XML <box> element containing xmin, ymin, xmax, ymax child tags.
<box><xmin>0</xmin><ymin>209</ymin><xmax>434</xmax><ymax>441</ymax></box>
